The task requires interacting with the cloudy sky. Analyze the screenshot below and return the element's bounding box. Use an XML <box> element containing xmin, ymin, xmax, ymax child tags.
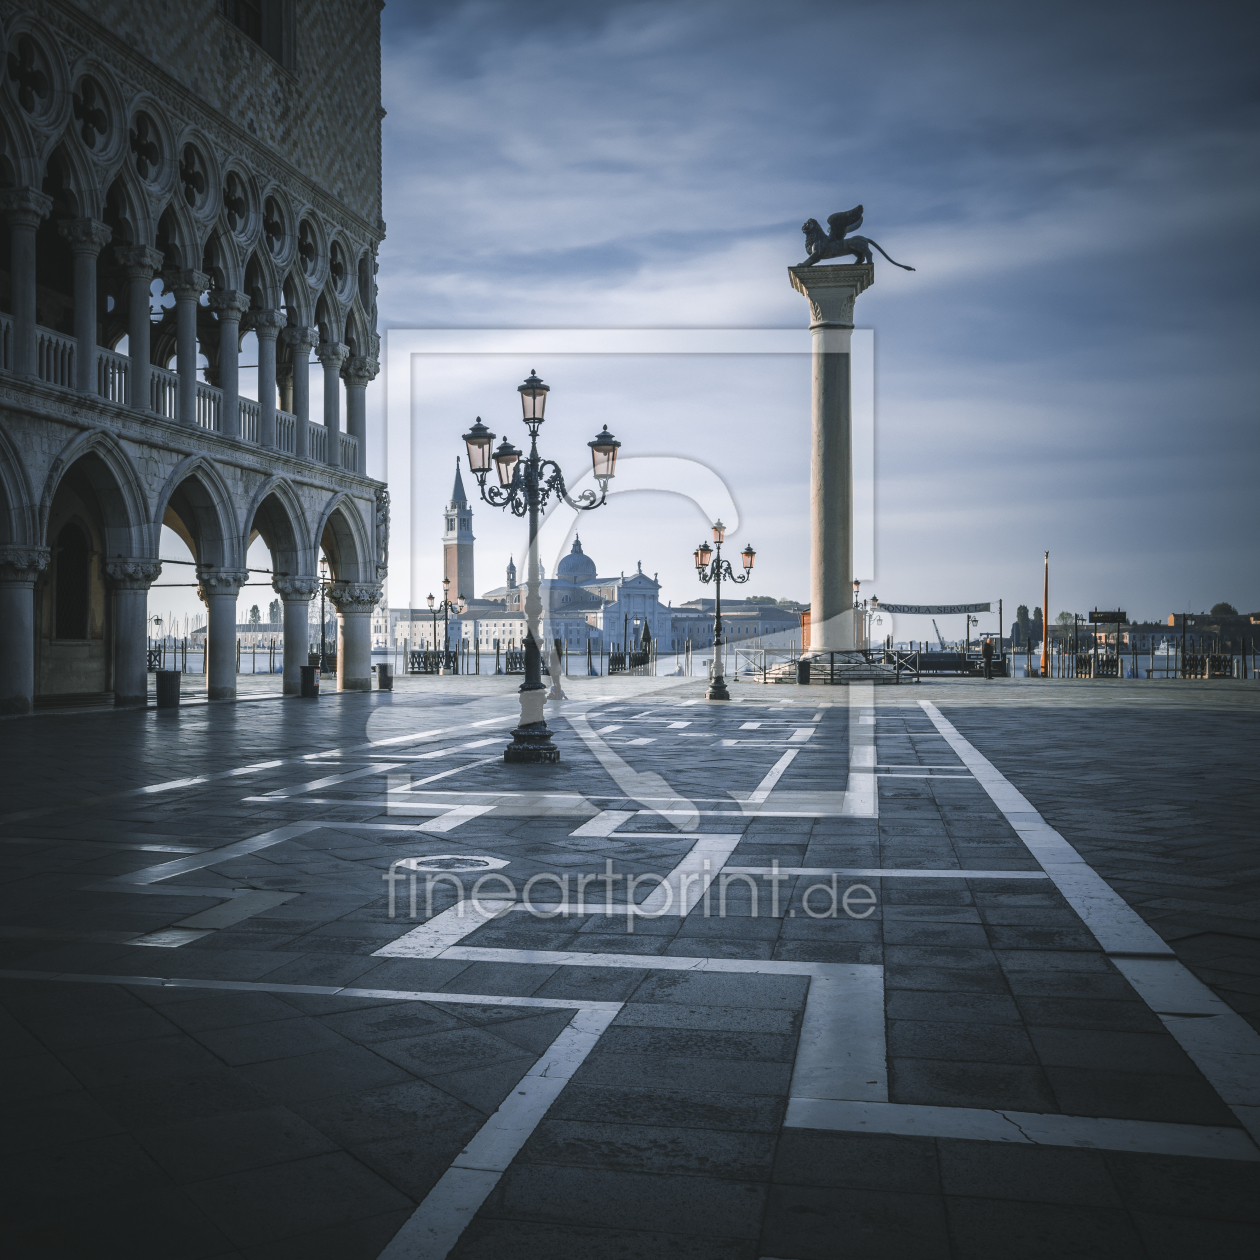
<box><xmin>364</xmin><ymin>0</ymin><xmax>1260</xmax><ymax>635</ymax></box>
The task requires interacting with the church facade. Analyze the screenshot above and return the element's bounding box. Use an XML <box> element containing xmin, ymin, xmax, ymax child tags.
<box><xmin>0</xmin><ymin>0</ymin><xmax>387</xmax><ymax>710</ymax></box>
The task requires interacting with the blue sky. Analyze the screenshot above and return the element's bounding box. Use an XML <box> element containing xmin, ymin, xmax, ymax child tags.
<box><xmin>368</xmin><ymin>0</ymin><xmax>1260</xmax><ymax>631</ymax></box>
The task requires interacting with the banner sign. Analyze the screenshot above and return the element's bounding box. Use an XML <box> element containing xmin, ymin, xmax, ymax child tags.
<box><xmin>877</xmin><ymin>603</ymin><xmax>991</xmax><ymax>615</ymax></box>
<box><xmin>1089</xmin><ymin>611</ymin><xmax>1127</xmax><ymax>623</ymax></box>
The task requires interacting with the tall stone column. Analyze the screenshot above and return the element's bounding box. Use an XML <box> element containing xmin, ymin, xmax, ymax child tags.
<box><xmin>0</xmin><ymin>546</ymin><xmax>49</xmax><ymax>715</ymax></box>
<box><xmin>167</xmin><ymin>270</ymin><xmax>210</xmax><ymax>427</ymax></box>
<box><xmin>197</xmin><ymin>567</ymin><xmax>248</xmax><ymax>700</ymax></box>
<box><xmin>273</xmin><ymin>577</ymin><xmax>319</xmax><ymax>695</ymax></box>
<box><xmin>788</xmin><ymin>263</ymin><xmax>874</xmax><ymax>653</ymax></box>
<box><xmin>343</xmin><ymin>355</ymin><xmax>378</xmax><ymax>476</ymax></box>
<box><xmin>317</xmin><ymin>340</ymin><xmax>349</xmax><ymax>469</ymax></box>
<box><xmin>116</xmin><ymin>245</ymin><xmax>165</xmax><ymax>413</ymax></box>
<box><xmin>58</xmin><ymin>218</ymin><xmax>111</xmax><ymax>393</ymax></box>
<box><xmin>249</xmin><ymin>310</ymin><xmax>285</xmax><ymax>448</ymax></box>
<box><xmin>106</xmin><ymin>559</ymin><xmax>162</xmax><ymax>706</ymax></box>
<box><xmin>282</xmin><ymin>326</ymin><xmax>318</xmax><ymax>458</ymax></box>
<box><xmin>1</xmin><ymin>189</ymin><xmax>52</xmax><ymax>377</ymax></box>
<box><xmin>208</xmin><ymin>290</ymin><xmax>249</xmax><ymax>438</ymax></box>
<box><xmin>329</xmin><ymin>582</ymin><xmax>381</xmax><ymax>692</ymax></box>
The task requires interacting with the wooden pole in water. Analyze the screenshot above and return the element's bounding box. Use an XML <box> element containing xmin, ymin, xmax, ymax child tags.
<box><xmin>1040</xmin><ymin>552</ymin><xmax>1049</xmax><ymax>679</ymax></box>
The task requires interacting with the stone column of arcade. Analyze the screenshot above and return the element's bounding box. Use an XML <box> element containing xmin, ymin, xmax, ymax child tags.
<box><xmin>251</xmin><ymin>310</ymin><xmax>285</xmax><ymax>448</ymax></box>
<box><xmin>196</xmin><ymin>567</ymin><xmax>249</xmax><ymax>700</ymax></box>
<box><xmin>328</xmin><ymin>582</ymin><xmax>382</xmax><ymax>691</ymax></box>
<box><xmin>1</xmin><ymin>189</ymin><xmax>52</xmax><ymax>377</ymax></box>
<box><xmin>116</xmin><ymin>245</ymin><xmax>165</xmax><ymax>412</ymax></box>
<box><xmin>59</xmin><ymin>218</ymin><xmax>112</xmax><ymax>393</ymax></box>
<box><xmin>343</xmin><ymin>354</ymin><xmax>379</xmax><ymax>476</ymax></box>
<box><xmin>106</xmin><ymin>559</ymin><xmax>162</xmax><ymax>705</ymax></box>
<box><xmin>788</xmin><ymin>262</ymin><xmax>873</xmax><ymax>654</ymax></box>
<box><xmin>168</xmin><ymin>269</ymin><xmax>210</xmax><ymax>427</ymax></box>
<box><xmin>273</xmin><ymin>577</ymin><xmax>319</xmax><ymax>695</ymax></box>
<box><xmin>208</xmin><ymin>290</ymin><xmax>249</xmax><ymax>438</ymax></box>
<box><xmin>282</xmin><ymin>326</ymin><xmax>318</xmax><ymax>458</ymax></box>
<box><xmin>317</xmin><ymin>341</ymin><xmax>349</xmax><ymax>469</ymax></box>
<box><xmin>0</xmin><ymin>547</ymin><xmax>50</xmax><ymax>715</ymax></box>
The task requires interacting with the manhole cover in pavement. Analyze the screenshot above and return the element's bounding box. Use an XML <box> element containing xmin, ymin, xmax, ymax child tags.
<box><xmin>395</xmin><ymin>854</ymin><xmax>509</xmax><ymax>872</ymax></box>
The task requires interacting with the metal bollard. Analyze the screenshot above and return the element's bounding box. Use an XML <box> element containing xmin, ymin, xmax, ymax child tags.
<box><xmin>155</xmin><ymin>670</ymin><xmax>181</xmax><ymax>709</ymax></box>
<box><xmin>797</xmin><ymin>658</ymin><xmax>810</xmax><ymax>686</ymax></box>
<box><xmin>299</xmin><ymin>664</ymin><xmax>320</xmax><ymax>698</ymax></box>
<box><xmin>375</xmin><ymin>662</ymin><xmax>393</xmax><ymax>691</ymax></box>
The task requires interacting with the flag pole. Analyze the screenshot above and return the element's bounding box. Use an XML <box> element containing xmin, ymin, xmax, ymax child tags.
<box><xmin>1041</xmin><ymin>551</ymin><xmax>1050</xmax><ymax>679</ymax></box>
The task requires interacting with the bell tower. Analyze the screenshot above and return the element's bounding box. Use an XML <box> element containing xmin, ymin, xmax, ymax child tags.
<box><xmin>442</xmin><ymin>459</ymin><xmax>475</xmax><ymax>600</ymax></box>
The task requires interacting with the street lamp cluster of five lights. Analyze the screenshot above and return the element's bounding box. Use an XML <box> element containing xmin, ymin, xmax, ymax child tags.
<box><xmin>461</xmin><ymin>372</ymin><xmax>622</xmax><ymax>491</ymax></box>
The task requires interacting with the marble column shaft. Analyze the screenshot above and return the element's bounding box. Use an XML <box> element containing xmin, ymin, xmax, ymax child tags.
<box><xmin>0</xmin><ymin>547</ymin><xmax>50</xmax><ymax>716</ymax></box>
<box><xmin>197</xmin><ymin>568</ymin><xmax>249</xmax><ymax>700</ymax></box>
<box><xmin>318</xmin><ymin>341</ymin><xmax>350</xmax><ymax>469</ymax></box>
<box><xmin>273</xmin><ymin>577</ymin><xmax>320</xmax><ymax>695</ymax></box>
<box><xmin>106</xmin><ymin>559</ymin><xmax>162</xmax><ymax>705</ymax></box>
<box><xmin>788</xmin><ymin>263</ymin><xmax>873</xmax><ymax>653</ymax></box>
<box><xmin>329</xmin><ymin>582</ymin><xmax>382</xmax><ymax>692</ymax></box>
<box><xmin>208</xmin><ymin>290</ymin><xmax>250</xmax><ymax>438</ymax></box>
<box><xmin>343</xmin><ymin>355</ymin><xmax>379</xmax><ymax>476</ymax></box>
<box><xmin>116</xmin><ymin>245</ymin><xmax>165</xmax><ymax>413</ymax></box>
<box><xmin>167</xmin><ymin>270</ymin><xmax>210</xmax><ymax>428</ymax></box>
<box><xmin>282</xmin><ymin>326</ymin><xmax>318</xmax><ymax>458</ymax></box>
<box><xmin>250</xmin><ymin>310</ymin><xmax>286</xmax><ymax>448</ymax></box>
<box><xmin>58</xmin><ymin>218</ymin><xmax>111</xmax><ymax>393</ymax></box>
<box><xmin>1</xmin><ymin>189</ymin><xmax>52</xmax><ymax>377</ymax></box>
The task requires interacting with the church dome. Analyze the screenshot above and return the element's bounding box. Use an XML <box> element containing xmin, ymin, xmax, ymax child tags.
<box><xmin>556</xmin><ymin>536</ymin><xmax>597</xmax><ymax>582</ymax></box>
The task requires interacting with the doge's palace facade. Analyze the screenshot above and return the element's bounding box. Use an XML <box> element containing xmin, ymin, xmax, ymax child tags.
<box><xmin>0</xmin><ymin>0</ymin><xmax>387</xmax><ymax>713</ymax></box>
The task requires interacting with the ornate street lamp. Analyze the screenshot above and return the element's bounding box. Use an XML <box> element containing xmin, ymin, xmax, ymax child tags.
<box><xmin>693</xmin><ymin>518</ymin><xmax>755</xmax><ymax>700</ymax></box>
<box><xmin>850</xmin><ymin>580</ymin><xmax>883</xmax><ymax>652</ymax></box>
<box><xmin>318</xmin><ymin>556</ymin><xmax>330</xmax><ymax>673</ymax></box>
<box><xmin>427</xmin><ymin>578</ymin><xmax>463</xmax><ymax>673</ymax></box>
<box><xmin>462</xmin><ymin>371</ymin><xmax>621</xmax><ymax>762</ymax></box>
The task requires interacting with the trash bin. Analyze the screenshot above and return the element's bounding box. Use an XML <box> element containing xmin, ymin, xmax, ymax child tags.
<box><xmin>155</xmin><ymin>670</ymin><xmax>181</xmax><ymax>709</ymax></box>
<box><xmin>797</xmin><ymin>659</ymin><xmax>810</xmax><ymax>686</ymax></box>
<box><xmin>375</xmin><ymin>662</ymin><xmax>393</xmax><ymax>691</ymax></box>
<box><xmin>299</xmin><ymin>664</ymin><xmax>320</xmax><ymax>698</ymax></box>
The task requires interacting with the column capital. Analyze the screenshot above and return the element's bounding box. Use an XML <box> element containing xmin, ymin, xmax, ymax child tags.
<box><xmin>317</xmin><ymin>340</ymin><xmax>350</xmax><ymax>371</ymax></box>
<box><xmin>328</xmin><ymin>581</ymin><xmax>383</xmax><ymax>613</ymax></box>
<box><xmin>0</xmin><ymin>545</ymin><xmax>50</xmax><ymax>583</ymax></box>
<box><xmin>207</xmin><ymin>288</ymin><xmax>251</xmax><ymax>319</ymax></box>
<box><xmin>273</xmin><ymin>576</ymin><xmax>321</xmax><ymax>602</ymax></box>
<box><xmin>196</xmin><ymin>566</ymin><xmax>249</xmax><ymax>601</ymax></box>
<box><xmin>58</xmin><ymin>217</ymin><xmax>112</xmax><ymax>255</ymax></box>
<box><xmin>281</xmin><ymin>324</ymin><xmax>319</xmax><ymax>351</ymax></box>
<box><xmin>165</xmin><ymin>269</ymin><xmax>211</xmax><ymax>301</ymax></box>
<box><xmin>787</xmin><ymin>263</ymin><xmax>875</xmax><ymax>328</ymax></box>
<box><xmin>244</xmin><ymin>308</ymin><xmax>286</xmax><ymax>339</ymax></box>
<box><xmin>343</xmin><ymin>355</ymin><xmax>380</xmax><ymax>388</ymax></box>
<box><xmin>115</xmin><ymin>244</ymin><xmax>165</xmax><ymax>279</ymax></box>
<box><xmin>105</xmin><ymin>557</ymin><xmax>162</xmax><ymax>589</ymax></box>
<box><xmin>0</xmin><ymin>187</ymin><xmax>52</xmax><ymax>228</ymax></box>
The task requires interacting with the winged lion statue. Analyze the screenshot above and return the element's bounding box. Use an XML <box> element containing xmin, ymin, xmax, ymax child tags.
<box><xmin>799</xmin><ymin>206</ymin><xmax>915</xmax><ymax>270</ymax></box>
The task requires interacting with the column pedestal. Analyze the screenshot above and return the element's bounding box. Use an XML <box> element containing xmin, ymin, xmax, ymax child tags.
<box><xmin>197</xmin><ymin>569</ymin><xmax>248</xmax><ymax>700</ymax></box>
<box><xmin>788</xmin><ymin>263</ymin><xmax>873</xmax><ymax>655</ymax></box>
<box><xmin>59</xmin><ymin>219</ymin><xmax>111</xmax><ymax>393</ymax></box>
<box><xmin>107</xmin><ymin>559</ymin><xmax>162</xmax><ymax>705</ymax></box>
<box><xmin>0</xmin><ymin>547</ymin><xmax>49</xmax><ymax>716</ymax></box>
<box><xmin>274</xmin><ymin>577</ymin><xmax>319</xmax><ymax>695</ymax></box>
<box><xmin>329</xmin><ymin>582</ymin><xmax>382</xmax><ymax>692</ymax></box>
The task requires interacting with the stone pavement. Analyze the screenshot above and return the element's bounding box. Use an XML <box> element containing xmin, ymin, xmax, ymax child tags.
<box><xmin>1</xmin><ymin>674</ymin><xmax>1257</xmax><ymax>1258</ymax></box>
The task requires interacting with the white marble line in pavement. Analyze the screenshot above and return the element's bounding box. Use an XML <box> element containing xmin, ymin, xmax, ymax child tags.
<box><xmin>377</xmin><ymin>1006</ymin><xmax>620</xmax><ymax>1260</ymax></box>
<box><xmin>726</xmin><ymin>867</ymin><xmax>1050</xmax><ymax>880</ymax></box>
<box><xmin>414</xmin><ymin>804</ymin><xmax>497</xmax><ymax>833</ymax></box>
<box><xmin>374</xmin><ymin>900</ymin><xmax>517</xmax><ymax>959</ymax></box>
<box><xmin>260</xmin><ymin>762</ymin><xmax>405</xmax><ymax>798</ymax></box>
<box><xmin>843</xmin><ymin>684</ymin><xmax>878</xmax><ymax>818</ymax></box>
<box><xmin>785</xmin><ymin>1099</ymin><xmax>1259</xmax><ymax>1161</ymax></box>
<box><xmin>921</xmin><ymin>699</ymin><xmax>1260</xmax><ymax>1143</ymax></box>
<box><xmin>569</xmin><ymin>810</ymin><xmax>636</xmax><ymax>837</ymax></box>
<box><xmin>102</xmin><ymin>822</ymin><xmax>324</xmax><ymax>885</ymax></box>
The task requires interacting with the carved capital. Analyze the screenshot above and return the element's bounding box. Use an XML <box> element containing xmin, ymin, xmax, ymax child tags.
<box><xmin>58</xmin><ymin>218</ymin><xmax>112</xmax><ymax>255</ymax></box>
<box><xmin>317</xmin><ymin>340</ymin><xmax>350</xmax><ymax>372</ymax></box>
<box><xmin>0</xmin><ymin>187</ymin><xmax>52</xmax><ymax>229</ymax></box>
<box><xmin>196</xmin><ymin>567</ymin><xmax>250</xmax><ymax>601</ymax></box>
<box><xmin>787</xmin><ymin>264</ymin><xmax>875</xmax><ymax>328</ymax></box>
<box><xmin>0</xmin><ymin>545</ymin><xmax>50</xmax><ymax>583</ymax></box>
<box><xmin>105</xmin><ymin>558</ymin><xmax>162</xmax><ymax>589</ymax></box>
<box><xmin>343</xmin><ymin>355</ymin><xmax>380</xmax><ymax>389</ymax></box>
<box><xmin>272</xmin><ymin>576</ymin><xmax>320</xmax><ymax>602</ymax></box>
<box><xmin>165</xmin><ymin>269</ymin><xmax>211</xmax><ymax>301</ymax></box>
<box><xmin>281</xmin><ymin>325</ymin><xmax>320</xmax><ymax>351</ymax></box>
<box><xmin>244</xmin><ymin>308</ymin><xmax>286</xmax><ymax>339</ymax></box>
<box><xmin>207</xmin><ymin>289</ymin><xmax>251</xmax><ymax>320</ymax></box>
<box><xmin>328</xmin><ymin>581</ymin><xmax>382</xmax><ymax>613</ymax></box>
<box><xmin>114</xmin><ymin>244</ymin><xmax>166</xmax><ymax>279</ymax></box>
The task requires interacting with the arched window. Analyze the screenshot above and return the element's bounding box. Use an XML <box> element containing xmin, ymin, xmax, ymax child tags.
<box><xmin>55</xmin><ymin>522</ymin><xmax>91</xmax><ymax>639</ymax></box>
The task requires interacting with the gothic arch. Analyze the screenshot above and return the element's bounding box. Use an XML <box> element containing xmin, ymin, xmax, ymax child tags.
<box><xmin>156</xmin><ymin>194</ymin><xmax>201</xmax><ymax>271</ymax></box>
<box><xmin>344</xmin><ymin>305</ymin><xmax>371</xmax><ymax>357</ymax></box>
<box><xmin>0</xmin><ymin>421</ymin><xmax>38</xmax><ymax>545</ymax></box>
<box><xmin>122</xmin><ymin>91</ymin><xmax>177</xmax><ymax>205</ymax></box>
<box><xmin>315</xmin><ymin>492</ymin><xmax>371</xmax><ymax>583</ymax></box>
<box><xmin>244</xmin><ymin>248</ymin><xmax>282</xmax><ymax>310</ymax></box>
<box><xmin>66</xmin><ymin>54</ymin><xmax>128</xmax><ymax>172</ymax></box>
<box><xmin>3</xmin><ymin>15</ymin><xmax>72</xmax><ymax>168</ymax></box>
<box><xmin>154</xmin><ymin>454</ymin><xmax>241</xmax><ymax>569</ymax></box>
<box><xmin>243</xmin><ymin>476</ymin><xmax>313</xmax><ymax>578</ymax></box>
<box><xmin>38</xmin><ymin>428</ymin><xmax>149</xmax><ymax>557</ymax></box>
